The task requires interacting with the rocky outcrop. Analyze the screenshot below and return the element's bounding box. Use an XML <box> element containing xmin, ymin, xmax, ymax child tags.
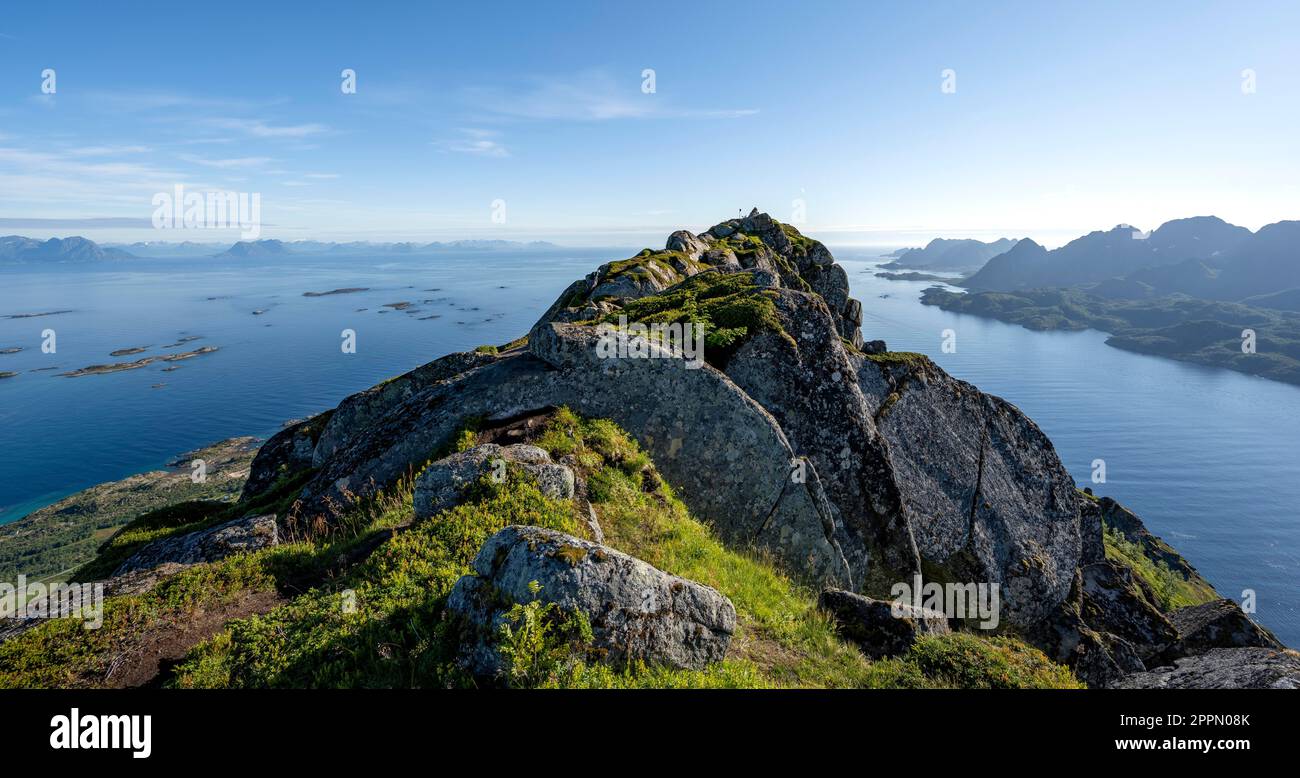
<box><xmin>235</xmin><ymin>209</ymin><xmax>1282</xmax><ymax>688</ymax></box>
<box><xmin>724</xmin><ymin>290</ymin><xmax>915</xmax><ymax>590</ymax></box>
<box><xmin>1078</xmin><ymin>561</ymin><xmax>1177</xmax><ymax>663</ymax></box>
<box><xmin>820</xmin><ymin>588</ymin><xmax>950</xmax><ymax>658</ymax></box>
<box><xmin>1114</xmin><ymin>648</ymin><xmax>1300</xmax><ymax>689</ymax></box>
<box><xmin>413</xmin><ymin>444</ymin><xmax>574</xmax><ymax>519</ymax></box>
<box><xmin>854</xmin><ymin>351</ymin><xmax>1082</xmax><ymax>627</ymax></box>
<box><xmin>1022</xmin><ymin>568</ymin><xmax>1147</xmax><ymax>688</ymax></box>
<box><xmin>448</xmin><ymin>526</ymin><xmax>736</xmax><ymax>678</ymax></box>
<box><xmin>113</xmin><ymin>514</ymin><xmax>279</xmax><ymax>576</ymax></box>
<box><xmin>1168</xmin><ymin>599</ymin><xmax>1283</xmax><ymax>654</ymax></box>
<box><xmin>1077</xmin><ymin>495</ymin><xmax>1107</xmax><ymax>565</ymax></box>
<box><xmin>242</xmin><ymin>415</ymin><xmax>332</xmax><ymax>502</ymax></box>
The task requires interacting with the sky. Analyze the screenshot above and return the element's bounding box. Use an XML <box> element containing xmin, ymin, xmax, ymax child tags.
<box><xmin>1</xmin><ymin>0</ymin><xmax>1297</xmax><ymax>247</ymax></box>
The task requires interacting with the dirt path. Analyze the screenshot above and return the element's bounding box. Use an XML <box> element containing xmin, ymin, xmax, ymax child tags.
<box><xmin>103</xmin><ymin>590</ymin><xmax>286</xmax><ymax>688</ymax></box>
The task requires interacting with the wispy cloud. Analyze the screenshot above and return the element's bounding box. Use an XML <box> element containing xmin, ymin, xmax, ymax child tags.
<box><xmin>211</xmin><ymin>118</ymin><xmax>328</xmax><ymax>139</ymax></box>
<box><xmin>434</xmin><ymin>128</ymin><xmax>510</xmax><ymax>157</ymax></box>
<box><xmin>86</xmin><ymin>90</ymin><xmax>261</xmax><ymax>114</ymax></box>
<box><xmin>66</xmin><ymin>145</ymin><xmax>152</xmax><ymax>157</ymax></box>
<box><xmin>462</xmin><ymin>70</ymin><xmax>757</xmax><ymax>122</ymax></box>
<box><xmin>178</xmin><ymin>153</ymin><xmax>274</xmax><ymax>169</ymax></box>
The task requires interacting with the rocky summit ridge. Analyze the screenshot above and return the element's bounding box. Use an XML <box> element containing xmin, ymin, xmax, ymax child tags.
<box><xmin>5</xmin><ymin>209</ymin><xmax>1293</xmax><ymax>689</ymax></box>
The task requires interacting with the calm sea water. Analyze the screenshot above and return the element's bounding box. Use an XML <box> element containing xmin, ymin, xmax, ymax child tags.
<box><xmin>1</xmin><ymin>247</ymin><xmax>1296</xmax><ymax>645</ymax></box>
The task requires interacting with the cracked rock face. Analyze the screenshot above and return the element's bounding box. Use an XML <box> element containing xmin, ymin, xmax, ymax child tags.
<box><xmin>854</xmin><ymin>351</ymin><xmax>1081</xmax><ymax>626</ymax></box>
<box><xmin>413</xmin><ymin>444</ymin><xmax>574</xmax><ymax>519</ymax></box>
<box><xmin>448</xmin><ymin>525</ymin><xmax>736</xmax><ymax>678</ymax></box>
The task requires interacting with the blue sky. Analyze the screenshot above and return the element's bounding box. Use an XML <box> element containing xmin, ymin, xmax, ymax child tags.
<box><xmin>1</xmin><ymin>0</ymin><xmax>1297</xmax><ymax>246</ymax></box>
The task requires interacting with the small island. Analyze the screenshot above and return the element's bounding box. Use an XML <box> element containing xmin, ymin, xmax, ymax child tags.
<box><xmin>303</xmin><ymin>287</ymin><xmax>369</xmax><ymax>297</ymax></box>
<box><xmin>59</xmin><ymin>346</ymin><xmax>220</xmax><ymax>377</ymax></box>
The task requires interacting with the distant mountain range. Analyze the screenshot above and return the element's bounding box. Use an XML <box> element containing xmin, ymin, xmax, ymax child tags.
<box><xmin>0</xmin><ymin>236</ymin><xmax>134</xmax><ymax>264</ymax></box>
<box><xmin>2</xmin><ymin>236</ymin><xmax>564</xmax><ymax>264</ymax></box>
<box><xmin>883</xmin><ymin>237</ymin><xmax>1019</xmax><ymax>271</ymax></box>
<box><xmin>921</xmin><ymin>215</ymin><xmax>1300</xmax><ymax>386</ymax></box>
<box><xmin>960</xmin><ymin>216</ymin><xmax>1300</xmax><ymax>307</ymax></box>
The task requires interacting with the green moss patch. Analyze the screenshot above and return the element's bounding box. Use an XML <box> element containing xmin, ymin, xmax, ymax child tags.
<box><xmin>1102</xmin><ymin>524</ymin><xmax>1218</xmax><ymax>610</ymax></box>
<box><xmin>603</xmin><ymin>272</ymin><xmax>788</xmax><ymax>366</ymax></box>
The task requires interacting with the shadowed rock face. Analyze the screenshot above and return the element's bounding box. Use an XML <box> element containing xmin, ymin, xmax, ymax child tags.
<box><xmin>854</xmin><ymin>352</ymin><xmax>1081</xmax><ymax>626</ymax></box>
<box><xmin>819</xmin><ymin>588</ymin><xmax>950</xmax><ymax>658</ymax></box>
<box><xmin>448</xmin><ymin>525</ymin><xmax>736</xmax><ymax>678</ymax></box>
<box><xmin>724</xmin><ymin>290</ymin><xmax>916</xmax><ymax>591</ymax></box>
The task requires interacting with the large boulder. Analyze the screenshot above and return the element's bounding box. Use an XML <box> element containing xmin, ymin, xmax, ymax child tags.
<box><xmin>1114</xmin><ymin>648</ymin><xmax>1300</xmax><ymax>689</ymax></box>
<box><xmin>819</xmin><ymin>588</ymin><xmax>949</xmax><ymax>658</ymax></box>
<box><xmin>113</xmin><ymin>514</ymin><xmax>278</xmax><ymax>576</ymax></box>
<box><xmin>413</xmin><ymin>444</ymin><xmax>574</xmax><ymax>519</ymax></box>
<box><xmin>448</xmin><ymin>526</ymin><xmax>736</xmax><ymax>678</ymax></box>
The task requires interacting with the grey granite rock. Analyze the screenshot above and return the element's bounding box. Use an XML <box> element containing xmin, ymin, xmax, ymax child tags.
<box><xmin>448</xmin><ymin>525</ymin><xmax>735</xmax><ymax>678</ymax></box>
<box><xmin>1168</xmin><ymin>598</ymin><xmax>1283</xmax><ymax>654</ymax></box>
<box><xmin>412</xmin><ymin>443</ymin><xmax>574</xmax><ymax>519</ymax></box>
<box><xmin>1114</xmin><ymin>648</ymin><xmax>1300</xmax><ymax>689</ymax></box>
<box><xmin>113</xmin><ymin>513</ymin><xmax>278</xmax><ymax>576</ymax></box>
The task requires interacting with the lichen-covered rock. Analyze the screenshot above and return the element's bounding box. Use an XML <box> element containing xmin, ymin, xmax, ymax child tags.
<box><xmin>313</xmin><ymin>352</ymin><xmax>496</xmax><ymax>468</ymax></box>
<box><xmin>413</xmin><ymin>444</ymin><xmax>574</xmax><ymax>519</ymax></box>
<box><xmin>112</xmin><ymin>514</ymin><xmax>278</xmax><ymax>576</ymax></box>
<box><xmin>448</xmin><ymin>525</ymin><xmax>736</xmax><ymax>677</ymax></box>
<box><xmin>819</xmin><ymin>588</ymin><xmax>949</xmax><ymax>658</ymax></box>
<box><xmin>1168</xmin><ymin>599</ymin><xmax>1283</xmax><ymax>654</ymax></box>
<box><xmin>1114</xmin><ymin>648</ymin><xmax>1300</xmax><ymax>689</ymax></box>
